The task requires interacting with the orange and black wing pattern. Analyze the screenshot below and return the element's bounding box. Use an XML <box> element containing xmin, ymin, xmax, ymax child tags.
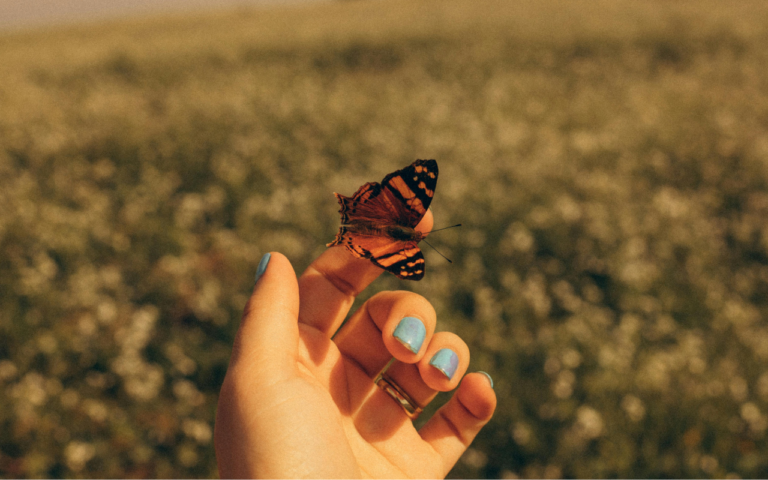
<box><xmin>380</xmin><ymin>159</ymin><xmax>437</xmax><ymax>228</ymax></box>
<box><xmin>336</xmin><ymin>234</ymin><xmax>427</xmax><ymax>281</ymax></box>
<box><xmin>327</xmin><ymin>159</ymin><xmax>438</xmax><ymax>280</ymax></box>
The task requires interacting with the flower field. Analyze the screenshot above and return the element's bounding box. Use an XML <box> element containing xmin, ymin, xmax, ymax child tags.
<box><xmin>2</xmin><ymin>0</ymin><xmax>768</xmax><ymax>477</ymax></box>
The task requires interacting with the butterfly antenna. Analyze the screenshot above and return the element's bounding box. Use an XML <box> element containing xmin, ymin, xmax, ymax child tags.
<box><xmin>422</xmin><ymin>238</ymin><xmax>453</xmax><ymax>264</ymax></box>
<box><xmin>428</xmin><ymin>223</ymin><xmax>462</xmax><ymax>233</ymax></box>
<box><xmin>422</xmin><ymin>223</ymin><xmax>460</xmax><ymax>263</ymax></box>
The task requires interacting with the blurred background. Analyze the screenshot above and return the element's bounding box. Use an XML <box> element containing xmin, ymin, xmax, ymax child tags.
<box><xmin>2</xmin><ymin>0</ymin><xmax>768</xmax><ymax>477</ymax></box>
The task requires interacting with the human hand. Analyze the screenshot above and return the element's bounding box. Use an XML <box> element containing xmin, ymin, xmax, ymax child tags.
<box><xmin>214</xmin><ymin>211</ymin><xmax>496</xmax><ymax>478</ymax></box>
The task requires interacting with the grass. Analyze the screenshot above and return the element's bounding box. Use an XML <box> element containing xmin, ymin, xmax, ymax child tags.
<box><xmin>2</xmin><ymin>0</ymin><xmax>768</xmax><ymax>477</ymax></box>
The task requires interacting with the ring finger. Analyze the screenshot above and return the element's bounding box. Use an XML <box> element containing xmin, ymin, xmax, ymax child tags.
<box><xmin>334</xmin><ymin>292</ymin><xmax>469</xmax><ymax>416</ymax></box>
<box><xmin>378</xmin><ymin>331</ymin><xmax>470</xmax><ymax>415</ymax></box>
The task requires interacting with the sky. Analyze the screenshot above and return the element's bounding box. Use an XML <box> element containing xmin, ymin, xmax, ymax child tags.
<box><xmin>0</xmin><ymin>0</ymin><xmax>322</xmax><ymax>31</ymax></box>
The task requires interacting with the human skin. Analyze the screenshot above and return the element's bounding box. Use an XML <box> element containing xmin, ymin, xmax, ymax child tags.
<box><xmin>214</xmin><ymin>211</ymin><xmax>497</xmax><ymax>478</ymax></box>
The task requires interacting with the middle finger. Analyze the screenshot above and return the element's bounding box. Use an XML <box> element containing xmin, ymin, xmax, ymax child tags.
<box><xmin>333</xmin><ymin>291</ymin><xmax>437</xmax><ymax>379</ymax></box>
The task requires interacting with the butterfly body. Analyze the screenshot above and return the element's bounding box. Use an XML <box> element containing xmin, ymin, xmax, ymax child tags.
<box><xmin>327</xmin><ymin>159</ymin><xmax>438</xmax><ymax>281</ymax></box>
<box><xmin>341</xmin><ymin>221</ymin><xmax>426</xmax><ymax>243</ymax></box>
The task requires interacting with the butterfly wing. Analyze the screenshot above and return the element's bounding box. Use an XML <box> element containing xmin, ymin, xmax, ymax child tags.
<box><xmin>332</xmin><ymin>182</ymin><xmax>393</xmax><ymax>226</ymax></box>
<box><xmin>377</xmin><ymin>245</ymin><xmax>426</xmax><ymax>280</ymax></box>
<box><xmin>332</xmin><ymin>230</ymin><xmax>426</xmax><ymax>280</ymax></box>
<box><xmin>329</xmin><ymin>159</ymin><xmax>438</xmax><ymax>232</ymax></box>
<box><xmin>380</xmin><ymin>159</ymin><xmax>438</xmax><ymax>229</ymax></box>
<box><xmin>326</xmin><ymin>182</ymin><xmax>394</xmax><ymax>247</ymax></box>
<box><xmin>327</xmin><ymin>159</ymin><xmax>439</xmax><ymax>281</ymax></box>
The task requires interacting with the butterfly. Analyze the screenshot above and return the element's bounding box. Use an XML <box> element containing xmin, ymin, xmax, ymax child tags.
<box><xmin>327</xmin><ymin>159</ymin><xmax>438</xmax><ymax>280</ymax></box>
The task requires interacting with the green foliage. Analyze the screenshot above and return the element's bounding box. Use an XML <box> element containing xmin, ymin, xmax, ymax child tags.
<box><xmin>2</xmin><ymin>0</ymin><xmax>768</xmax><ymax>477</ymax></box>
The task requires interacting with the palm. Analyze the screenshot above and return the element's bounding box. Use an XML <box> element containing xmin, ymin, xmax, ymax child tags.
<box><xmin>295</xmin><ymin>327</ymin><xmax>443</xmax><ymax>478</ymax></box>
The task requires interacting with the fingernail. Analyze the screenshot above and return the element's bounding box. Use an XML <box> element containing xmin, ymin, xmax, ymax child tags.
<box><xmin>429</xmin><ymin>348</ymin><xmax>459</xmax><ymax>380</ymax></box>
<box><xmin>477</xmin><ymin>371</ymin><xmax>494</xmax><ymax>389</ymax></box>
<box><xmin>392</xmin><ymin>317</ymin><xmax>426</xmax><ymax>354</ymax></box>
<box><xmin>255</xmin><ymin>253</ymin><xmax>271</xmax><ymax>282</ymax></box>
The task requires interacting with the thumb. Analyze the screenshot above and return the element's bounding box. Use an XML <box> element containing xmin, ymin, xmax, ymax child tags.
<box><xmin>228</xmin><ymin>252</ymin><xmax>300</xmax><ymax>382</ymax></box>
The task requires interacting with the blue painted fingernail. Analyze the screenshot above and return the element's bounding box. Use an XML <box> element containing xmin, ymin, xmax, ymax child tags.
<box><xmin>393</xmin><ymin>317</ymin><xmax>426</xmax><ymax>353</ymax></box>
<box><xmin>255</xmin><ymin>253</ymin><xmax>271</xmax><ymax>282</ymax></box>
<box><xmin>430</xmin><ymin>348</ymin><xmax>459</xmax><ymax>380</ymax></box>
<box><xmin>477</xmin><ymin>371</ymin><xmax>494</xmax><ymax>389</ymax></box>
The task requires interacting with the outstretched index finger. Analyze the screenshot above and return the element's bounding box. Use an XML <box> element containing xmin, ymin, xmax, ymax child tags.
<box><xmin>298</xmin><ymin>210</ymin><xmax>434</xmax><ymax>337</ymax></box>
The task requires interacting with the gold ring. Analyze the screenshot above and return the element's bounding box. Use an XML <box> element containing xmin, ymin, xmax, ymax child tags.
<box><xmin>374</xmin><ymin>359</ymin><xmax>423</xmax><ymax>419</ymax></box>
